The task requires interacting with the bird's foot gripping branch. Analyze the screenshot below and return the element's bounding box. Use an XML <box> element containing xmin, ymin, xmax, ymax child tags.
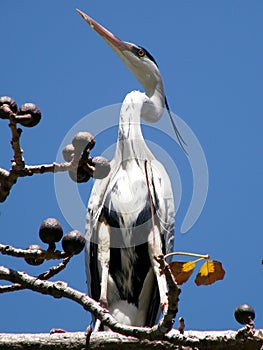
<box><xmin>0</xmin><ymin>96</ymin><xmax>111</xmax><ymax>202</ymax></box>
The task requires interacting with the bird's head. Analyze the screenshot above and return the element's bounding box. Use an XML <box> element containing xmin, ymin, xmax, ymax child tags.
<box><xmin>77</xmin><ymin>9</ymin><xmax>187</xmax><ymax>153</ymax></box>
<box><xmin>77</xmin><ymin>9</ymin><xmax>163</xmax><ymax>99</ymax></box>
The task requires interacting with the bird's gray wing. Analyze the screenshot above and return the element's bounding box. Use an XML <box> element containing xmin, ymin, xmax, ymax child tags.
<box><xmin>150</xmin><ymin>159</ymin><xmax>175</xmax><ymax>255</ymax></box>
<box><xmin>85</xmin><ymin>158</ymin><xmax>121</xmax><ymax>302</ymax></box>
<box><xmin>85</xmin><ymin>172</ymin><xmax>112</xmax><ymax>302</ymax></box>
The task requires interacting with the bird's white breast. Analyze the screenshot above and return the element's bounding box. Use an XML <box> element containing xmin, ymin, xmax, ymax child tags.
<box><xmin>105</xmin><ymin>159</ymin><xmax>149</xmax><ymax>231</ymax></box>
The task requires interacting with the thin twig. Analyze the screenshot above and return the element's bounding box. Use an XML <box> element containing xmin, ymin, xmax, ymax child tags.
<box><xmin>0</xmin><ymin>244</ymin><xmax>73</xmax><ymax>294</ymax></box>
<box><xmin>0</xmin><ymin>283</ymin><xmax>23</xmax><ymax>293</ymax></box>
<box><xmin>37</xmin><ymin>256</ymin><xmax>72</xmax><ymax>280</ymax></box>
<box><xmin>0</xmin><ymin>257</ymin><xmax>72</xmax><ymax>294</ymax></box>
<box><xmin>0</xmin><ymin>243</ymin><xmax>67</xmax><ymax>260</ymax></box>
<box><xmin>4</xmin><ymin>105</ymin><xmax>25</xmax><ymax>170</ymax></box>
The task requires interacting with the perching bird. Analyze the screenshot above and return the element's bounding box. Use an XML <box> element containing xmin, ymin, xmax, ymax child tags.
<box><xmin>77</xmin><ymin>9</ymin><xmax>184</xmax><ymax>328</ymax></box>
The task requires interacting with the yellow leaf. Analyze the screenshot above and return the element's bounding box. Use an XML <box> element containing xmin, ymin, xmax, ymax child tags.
<box><xmin>195</xmin><ymin>260</ymin><xmax>225</xmax><ymax>286</ymax></box>
<box><xmin>169</xmin><ymin>261</ymin><xmax>196</xmax><ymax>285</ymax></box>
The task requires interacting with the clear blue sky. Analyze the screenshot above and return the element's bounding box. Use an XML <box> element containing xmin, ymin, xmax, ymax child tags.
<box><xmin>0</xmin><ymin>0</ymin><xmax>263</xmax><ymax>333</ymax></box>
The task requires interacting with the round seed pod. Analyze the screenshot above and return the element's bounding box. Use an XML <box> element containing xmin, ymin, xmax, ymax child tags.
<box><xmin>92</xmin><ymin>156</ymin><xmax>111</xmax><ymax>179</ymax></box>
<box><xmin>62</xmin><ymin>144</ymin><xmax>75</xmax><ymax>162</ymax></box>
<box><xmin>16</xmin><ymin>103</ymin><xmax>41</xmax><ymax>127</ymax></box>
<box><xmin>234</xmin><ymin>304</ymin><xmax>255</xmax><ymax>325</ymax></box>
<box><xmin>24</xmin><ymin>244</ymin><xmax>45</xmax><ymax>266</ymax></box>
<box><xmin>62</xmin><ymin>230</ymin><xmax>85</xmax><ymax>255</ymax></box>
<box><xmin>72</xmin><ymin>132</ymin><xmax>95</xmax><ymax>154</ymax></box>
<box><xmin>39</xmin><ymin>218</ymin><xmax>63</xmax><ymax>244</ymax></box>
<box><xmin>0</xmin><ymin>96</ymin><xmax>18</xmax><ymax>118</ymax></box>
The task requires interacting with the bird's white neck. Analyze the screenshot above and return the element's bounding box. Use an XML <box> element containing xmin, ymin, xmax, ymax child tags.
<box><xmin>135</xmin><ymin>63</ymin><xmax>165</xmax><ymax>123</ymax></box>
<box><xmin>114</xmin><ymin>76</ymin><xmax>165</xmax><ymax>163</ymax></box>
<box><xmin>114</xmin><ymin>91</ymin><xmax>151</xmax><ymax>162</ymax></box>
<box><xmin>118</xmin><ymin>90</ymin><xmax>145</xmax><ymax>140</ymax></box>
<box><xmin>118</xmin><ymin>72</ymin><xmax>165</xmax><ymax>135</ymax></box>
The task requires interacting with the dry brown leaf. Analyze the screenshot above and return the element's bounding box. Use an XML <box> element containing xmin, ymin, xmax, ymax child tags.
<box><xmin>195</xmin><ymin>260</ymin><xmax>225</xmax><ymax>286</ymax></box>
<box><xmin>169</xmin><ymin>261</ymin><xmax>196</xmax><ymax>285</ymax></box>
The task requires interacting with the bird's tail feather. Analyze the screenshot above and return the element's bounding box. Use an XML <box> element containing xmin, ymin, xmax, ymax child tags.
<box><xmin>109</xmin><ymin>300</ymin><xmax>145</xmax><ymax>327</ymax></box>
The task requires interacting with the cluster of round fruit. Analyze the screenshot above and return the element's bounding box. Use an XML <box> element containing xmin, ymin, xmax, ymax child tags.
<box><xmin>0</xmin><ymin>96</ymin><xmax>41</xmax><ymax>127</ymax></box>
<box><xmin>62</xmin><ymin>131</ymin><xmax>111</xmax><ymax>183</ymax></box>
<box><xmin>25</xmin><ymin>218</ymin><xmax>85</xmax><ymax>266</ymax></box>
<box><xmin>0</xmin><ymin>95</ymin><xmax>111</xmax><ymax>183</ymax></box>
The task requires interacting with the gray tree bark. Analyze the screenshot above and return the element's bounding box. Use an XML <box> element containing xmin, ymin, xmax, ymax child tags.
<box><xmin>0</xmin><ymin>330</ymin><xmax>262</xmax><ymax>350</ymax></box>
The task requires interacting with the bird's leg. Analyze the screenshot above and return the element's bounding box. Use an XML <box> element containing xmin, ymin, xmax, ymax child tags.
<box><xmin>148</xmin><ymin>226</ymin><xmax>168</xmax><ymax>315</ymax></box>
<box><xmin>93</xmin><ymin>319</ymin><xmax>101</xmax><ymax>332</ymax></box>
<box><xmin>94</xmin><ymin>219</ymin><xmax>111</xmax><ymax>331</ymax></box>
<box><xmin>98</xmin><ymin>223</ymin><xmax>110</xmax><ymax>308</ymax></box>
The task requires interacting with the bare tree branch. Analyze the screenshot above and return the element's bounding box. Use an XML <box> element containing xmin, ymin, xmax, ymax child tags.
<box><xmin>0</xmin><ymin>283</ymin><xmax>22</xmax><ymax>293</ymax></box>
<box><xmin>0</xmin><ymin>257</ymin><xmax>72</xmax><ymax>294</ymax></box>
<box><xmin>0</xmin><ymin>330</ymin><xmax>262</xmax><ymax>350</ymax></box>
<box><xmin>0</xmin><ymin>243</ymin><xmax>67</xmax><ymax>260</ymax></box>
<box><xmin>8</xmin><ymin>110</ymin><xmax>25</xmax><ymax>169</ymax></box>
<box><xmin>0</xmin><ymin>265</ymin><xmax>175</xmax><ymax>340</ymax></box>
<box><xmin>38</xmin><ymin>256</ymin><xmax>71</xmax><ymax>280</ymax></box>
<box><xmin>0</xmin><ymin>103</ymin><xmax>91</xmax><ymax>201</ymax></box>
<box><xmin>0</xmin><ymin>265</ymin><xmax>262</xmax><ymax>350</ymax></box>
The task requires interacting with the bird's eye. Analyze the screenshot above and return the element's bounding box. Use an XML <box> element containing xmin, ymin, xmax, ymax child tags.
<box><xmin>137</xmin><ymin>49</ymin><xmax>145</xmax><ymax>57</ymax></box>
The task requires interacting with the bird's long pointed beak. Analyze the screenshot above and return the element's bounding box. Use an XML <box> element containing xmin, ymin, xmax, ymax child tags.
<box><xmin>77</xmin><ymin>9</ymin><xmax>132</xmax><ymax>53</ymax></box>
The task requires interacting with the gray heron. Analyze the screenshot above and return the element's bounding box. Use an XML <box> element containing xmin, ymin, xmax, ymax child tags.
<box><xmin>77</xmin><ymin>9</ymin><xmax>185</xmax><ymax>328</ymax></box>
